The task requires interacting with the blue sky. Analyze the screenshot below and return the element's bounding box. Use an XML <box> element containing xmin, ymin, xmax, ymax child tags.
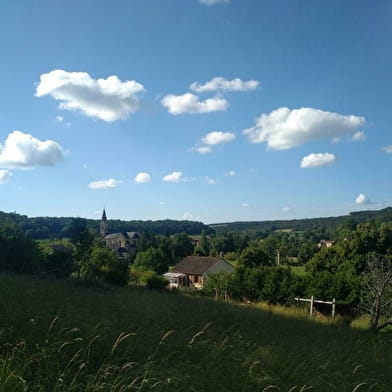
<box><xmin>0</xmin><ymin>0</ymin><xmax>391</xmax><ymax>223</ymax></box>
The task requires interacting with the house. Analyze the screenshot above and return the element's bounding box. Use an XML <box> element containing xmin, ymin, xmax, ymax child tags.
<box><xmin>164</xmin><ymin>256</ymin><xmax>234</xmax><ymax>289</ymax></box>
<box><xmin>318</xmin><ymin>239</ymin><xmax>334</xmax><ymax>248</ymax></box>
<box><xmin>100</xmin><ymin>209</ymin><xmax>139</xmax><ymax>259</ymax></box>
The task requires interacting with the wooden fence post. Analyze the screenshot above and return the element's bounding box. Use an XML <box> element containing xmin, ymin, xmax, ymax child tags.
<box><xmin>310</xmin><ymin>295</ymin><xmax>314</xmax><ymax>317</ymax></box>
<box><xmin>332</xmin><ymin>298</ymin><xmax>336</xmax><ymax>318</ymax></box>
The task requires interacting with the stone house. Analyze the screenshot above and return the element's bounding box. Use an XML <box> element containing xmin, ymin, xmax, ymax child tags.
<box><xmin>100</xmin><ymin>209</ymin><xmax>139</xmax><ymax>259</ymax></box>
<box><xmin>164</xmin><ymin>256</ymin><xmax>234</xmax><ymax>289</ymax></box>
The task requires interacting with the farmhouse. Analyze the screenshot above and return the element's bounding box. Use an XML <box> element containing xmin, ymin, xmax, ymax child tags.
<box><xmin>164</xmin><ymin>256</ymin><xmax>234</xmax><ymax>289</ymax></box>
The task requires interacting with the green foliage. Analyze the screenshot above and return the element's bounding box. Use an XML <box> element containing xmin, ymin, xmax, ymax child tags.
<box><xmin>198</xmin><ymin>229</ymin><xmax>210</xmax><ymax>256</ymax></box>
<box><xmin>211</xmin><ymin>206</ymin><xmax>392</xmax><ymax>235</ymax></box>
<box><xmin>83</xmin><ymin>245</ymin><xmax>128</xmax><ymax>285</ymax></box>
<box><xmin>306</xmin><ymin>222</ymin><xmax>392</xmax><ymax>305</ymax></box>
<box><xmin>39</xmin><ymin>242</ymin><xmax>74</xmax><ymax>277</ymax></box>
<box><xmin>228</xmin><ymin>266</ymin><xmax>305</xmax><ymax>305</ymax></box>
<box><xmin>145</xmin><ymin>273</ymin><xmax>169</xmax><ymax>289</ymax></box>
<box><xmin>0</xmin><ymin>210</ymin><xmax>213</xmax><ymax>240</ymax></box>
<box><xmin>133</xmin><ymin>247</ymin><xmax>170</xmax><ymax>274</ymax></box>
<box><xmin>238</xmin><ymin>240</ymin><xmax>274</xmax><ymax>268</ymax></box>
<box><xmin>0</xmin><ymin>222</ymin><xmax>41</xmax><ymax>274</ymax></box>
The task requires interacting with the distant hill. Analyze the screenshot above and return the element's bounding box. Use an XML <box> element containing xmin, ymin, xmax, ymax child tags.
<box><xmin>210</xmin><ymin>207</ymin><xmax>392</xmax><ymax>233</ymax></box>
<box><xmin>0</xmin><ymin>211</ymin><xmax>213</xmax><ymax>239</ymax></box>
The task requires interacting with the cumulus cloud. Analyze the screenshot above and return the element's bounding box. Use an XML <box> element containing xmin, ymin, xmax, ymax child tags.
<box><xmin>352</xmin><ymin>131</ymin><xmax>366</xmax><ymax>142</ymax></box>
<box><xmin>0</xmin><ymin>170</ymin><xmax>12</xmax><ymax>184</ymax></box>
<box><xmin>161</xmin><ymin>93</ymin><xmax>228</xmax><ymax>115</ymax></box>
<box><xmin>0</xmin><ymin>131</ymin><xmax>65</xmax><ymax>169</ymax></box>
<box><xmin>88</xmin><ymin>178</ymin><xmax>122</xmax><ymax>190</ymax></box>
<box><xmin>201</xmin><ymin>131</ymin><xmax>236</xmax><ymax>145</ymax></box>
<box><xmin>241</xmin><ymin>202</ymin><xmax>250</xmax><ymax>208</ymax></box>
<box><xmin>36</xmin><ymin>70</ymin><xmax>145</xmax><ymax>122</ymax></box>
<box><xmin>195</xmin><ymin>146</ymin><xmax>212</xmax><ymax>154</ymax></box>
<box><xmin>355</xmin><ymin>193</ymin><xmax>371</xmax><ymax>205</ymax></box>
<box><xmin>55</xmin><ymin>115</ymin><xmax>64</xmax><ymax>123</ymax></box>
<box><xmin>190</xmin><ymin>77</ymin><xmax>259</xmax><ymax>93</ymax></box>
<box><xmin>181</xmin><ymin>211</ymin><xmax>193</xmax><ymax>220</ymax></box>
<box><xmin>224</xmin><ymin>170</ymin><xmax>236</xmax><ymax>176</ymax></box>
<box><xmin>243</xmin><ymin>107</ymin><xmax>365</xmax><ymax>150</ymax></box>
<box><xmin>163</xmin><ymin>171</ymin><xmax>183</xmax><ymax>183</ymax></box>
<box><xmin>282</xmin><ymin>206</ymin><xmax>291</xmax><ymax>212</ymax></box>
<box><xmin>382</xmin><ymin>145</ymin><xmax>392</xmax><ymax>153</ymax></box>
<box><xmin>300</xmin><ymin>153</ymin><xmax>336</xmax><ymax>168</ymax></box>
<box><xmin>199</xmin><ymin>0</ymin><xmax>229</xmax><ymax>4</ymax></box>
<box><xmin>134</xmin><ymin>172</ymin><xmax>151</xmax><ymax>184</ymax></box>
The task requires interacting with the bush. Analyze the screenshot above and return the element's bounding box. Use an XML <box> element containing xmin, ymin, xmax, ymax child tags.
<box><xmin>146</xmin><ymin>273</ymin><xmax>169</xmax><ymax>290</ymax></box>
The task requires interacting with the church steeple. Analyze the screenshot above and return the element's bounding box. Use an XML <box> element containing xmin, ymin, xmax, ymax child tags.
<box><xmin>100</xmin><ymin>208</ymin><xmax>108</xmax><ymax>237</ymax></box>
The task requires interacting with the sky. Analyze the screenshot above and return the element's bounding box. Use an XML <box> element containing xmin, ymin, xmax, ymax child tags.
<box><xmin>0</xmin><ymin>0</ymin><xmax>391</xmax><ymax>223</ymax></box>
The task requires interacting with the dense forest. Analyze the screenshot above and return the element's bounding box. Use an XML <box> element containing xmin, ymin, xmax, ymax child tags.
<box><xmin>211</xmin><ymin>207</ymin><xmax>392</xmax><ymax>235</ymax></box>
<box><xmin>0</xmin><ymin>211</ymin><xmax>213</xmax><ymax>239</ymax></box>
<box><xmin>1</xmin><ymin>207</ymin><xmax>391</xmax><ymax>240</ymax></box>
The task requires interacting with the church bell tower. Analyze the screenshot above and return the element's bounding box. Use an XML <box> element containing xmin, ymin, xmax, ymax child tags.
<box><xmin>100</xmin><ymin>208</ymin><xmax>108</xmax><ymax>237</ymax></box>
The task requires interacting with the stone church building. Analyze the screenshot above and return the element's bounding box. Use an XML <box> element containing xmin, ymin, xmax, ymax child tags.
<box><xmin>100</xmin><ymin>209</ymin><xmax>139</xmax><ymax>259</ymax></box>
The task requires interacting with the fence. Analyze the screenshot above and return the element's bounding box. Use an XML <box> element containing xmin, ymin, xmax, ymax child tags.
<box><xmin>295</xmin><ymin>296</ymin><xmax>336</xmax><ymax>318</ymax></box>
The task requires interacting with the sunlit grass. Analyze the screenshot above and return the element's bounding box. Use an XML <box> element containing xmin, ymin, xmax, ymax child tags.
<box><xmin>0</xmin><ymin>273</ymin><xmax>391</xmax><ymax>391</ymax></box>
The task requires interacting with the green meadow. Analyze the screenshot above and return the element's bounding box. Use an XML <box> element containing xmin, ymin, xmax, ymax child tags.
<box><xmin>0</xmin><ymin>273</ymin><xmax>391</xmax><ymax>392</ymax></box>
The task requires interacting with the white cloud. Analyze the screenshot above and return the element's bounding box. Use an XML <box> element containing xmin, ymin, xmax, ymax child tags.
<box><xmin>199</xmin><ymin>0</ymin><xmax>229</xmax><ymax>4</ymax></box>
<box><xmin>224</xmin><ymin>170</ymin><xmax>236</xmax><ymax>176</ymax></box>
<box><xmin>382</xmin><ymin>145</ymin><xmax>392</xmax><ymax>153</ymax></box>
<box><xmin>161</xmin><ymin>93</ymin><xmax>228</xmax><ymax>115</ymax></box>
<box><xmin>355</xmin><ymin>193</ymin><xmax>371</xmax><ymax>205</ymax></box>
<box><xmin>241</xmin><ymin>202</ymin><xmax>249</xmax><ymax>208</ymax></box>
<box><xmin>195</xmin><ymin>146</ymin><xmax>212</xmax><ymax>154</ymax></box>
<box><xmin>243</xmin><ymin>107</ymin><xmax>365</xmax><ymax>150</ymax></box>
<box><xmin>201</xmin><ymin>131</ymin><xmax>236</xmax><ymax>145</ymax></box>
<box><xmin>300</xmin><ymin>153</ymin><xmax>336</xmax><ymax>168</ymax></box>
<box><xmin>55</xmin><ymin>115</ymin><xmax>64</xmax><ymax>122</ymax></box>
<box><xmin>134</xmin><ymin>172</ymin><xmax>151</xmax><ymax>184</ymax></box>
<box><xmin>88</xmin><ymin>178</ymin><xmax>122</xmax><ymax>190</ymax></box>
<box><xmin>0</xmin><ymin>170</ymin><xmax>12</xmax><ymax>184</ymax></box>
<box><xmin>205</xmin><ymin>176</ymin><xmax>216</xmax><ymax>185</ymax></box>
<box><xmin>36</xmin><ymin>70</ymin><xmax>145</xmax><ymax>122</ymax></box>
<box><xmin>181</xmin><ymin>211</ymin><xmax>193</xmax><ymax>220</ymax></box>
<box><xmin>190</xmin><ymin>77</ymin><xmax>259</xmax><ymax>93</ymax></box>
<box><xmin>352</xmin><ymin>131</ymin><xmax>366</xmax><ymax>142</ymax></box>
<box><xmin>0</xmin><ymin>131</ymin><xmax>65</xmax><ymax>169</ymax></box>
<box><xmin>282</xmin><ymin>206</ymin><xmax>291</xmax><ymax>212</ymax></box>
<box><xmin>163</xmin><ymin>171</ymin><xmax>183</xmax><ymax>183</ymax></box>
<box><xmin>159</xmin><ymin>201</ymin><xmax>165</xmax><ymax>205</ymax></box>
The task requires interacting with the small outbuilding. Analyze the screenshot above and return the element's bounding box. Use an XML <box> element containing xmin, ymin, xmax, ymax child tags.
<box><xmin>164</xmin><ymin>256</ymin><xmax>234</xmax><ymax>289</ymax></box>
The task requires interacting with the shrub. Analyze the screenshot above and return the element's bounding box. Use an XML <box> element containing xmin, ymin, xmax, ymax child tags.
<box><xmin>146</xmin><ymin>273</ymin><xmax>169</xmax><ymax>290</ymax></box>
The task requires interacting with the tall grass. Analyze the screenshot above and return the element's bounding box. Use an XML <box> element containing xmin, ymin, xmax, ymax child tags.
<box><xmin>0</xmin><ymin>273</ymin><xmax>391</xmax><ymax>391</ymax></box>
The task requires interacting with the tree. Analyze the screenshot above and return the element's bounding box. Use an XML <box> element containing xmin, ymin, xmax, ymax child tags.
<box><xmin>67</xmin><ymin>218</ymin><xmax>94</xmax><ymax>278</ymax></box>
<box><xmin>198</xmin><ymin>229</ymin><xmax>210</xmax><ymax>256</ymax></box>
<box><xmin>238</xmin><ymin>241</ymin><xmax>274</xmax><ymax>269</ymax></box>
<box><xmin>0</xmin><ymin>222</ymin><xmax>41</xmax><ymax>274</ymax></box>
<box><xmin>83</xmin><ymin>245</ymin><xmax>128</xmax><ymax>285</ymax></box>
<box><xmin>359</xmin><ymin>254</ymin><xmax>392</xmax><ymax>332</ymax></box>
<box><xmin>133</xmin><ymin>247</ymin><xmax>169</xmax><ymax>274</ymax></box>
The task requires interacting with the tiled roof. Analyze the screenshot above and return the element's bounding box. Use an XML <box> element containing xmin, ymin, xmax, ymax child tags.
<box><xmin>171</xmin><ymin>256</ymin><xmax>223</xmax><ymax>275</ymax></box>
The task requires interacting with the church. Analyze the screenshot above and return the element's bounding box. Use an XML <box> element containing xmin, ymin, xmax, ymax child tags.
<box><xmin>100</xmin><ymin>209</ymin><xmax>140</xmax><ymax>259</ymax></box>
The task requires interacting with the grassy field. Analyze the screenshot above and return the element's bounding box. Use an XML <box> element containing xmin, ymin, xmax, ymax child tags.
<box><xmin>0</xmin><ymin>273</ymin><xmax>391</xmax><ymax>391</ymax></box>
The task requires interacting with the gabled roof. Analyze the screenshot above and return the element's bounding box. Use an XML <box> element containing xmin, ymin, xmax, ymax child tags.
<box><xmin>126</xmin><ymin>232</ymin><xmax>139</xmax><ymax>239</ymax></box>
<box><xmin>171</xmin><ymin>256</ymin><xmax>225</xmax><ymax>275</ymax></box>
<box><xmin>104</xmin><ymin>232</ymin><xmax>139</xmax><ymax>240</ymax></box>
